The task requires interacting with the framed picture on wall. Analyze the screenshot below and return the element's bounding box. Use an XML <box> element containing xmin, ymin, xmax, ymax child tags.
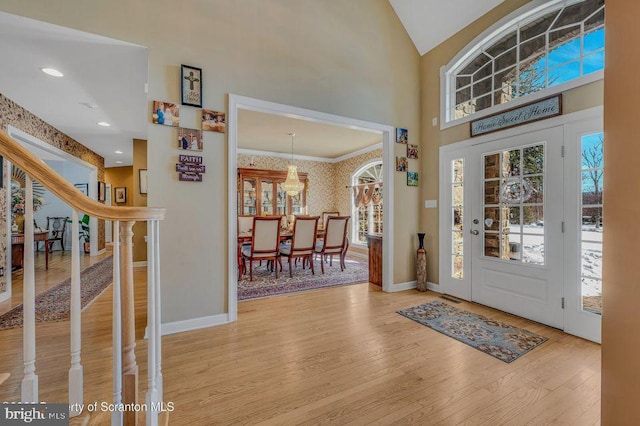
<box><xmin>201</xmin><ymin>109</ymin><xmax>226</xmax><ymax>133</ymax></box>
<box><xmin>74</xmin><ymin>183</ymin><xmax>89</xmax><ymax>196</ymax></box>
<box><xmin>181</xmin><ymin>64</ymin><xmax>202</xmax><ymax>107</ymax></box>
<box><xmin>139</xmin><ymin>169</ymin><xmax>148</xmax><ymax>194</ymax></box>
<box><xmin>152</xmin><ymin>100</ymin><xmax>180</xmax><ymax>127</ymax></box>
<box><xmin>396</xmin><ymin>127</ymin><xmax>408</xmax><ymax>144</ymax></box>
<box><xmin>98</xmin><ymin>181</ymin><xmax>106</xmax><ymax>201</ymax></box>
<box><xmin>114</xmin><ymin>187</ymin><xmax>127</xmax><ymax>203</ymax></box>
<box><xmin>407</xmin><ymin>171</ymin><xmax>419</xmax><ymax>187</ymax></box>
<box><xmin>178</xmin><ymin>127</ymin><xmax>203</xmax><ymax>151</ymax></box>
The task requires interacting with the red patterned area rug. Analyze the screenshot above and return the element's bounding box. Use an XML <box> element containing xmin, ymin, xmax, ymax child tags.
<box><xmin>397</xmin><ymin>301</ymin><xmax>547</xmax><ymax>363</ymax></box>
<box><xmin>238</xmin><ymin>256</ymin><xmax>369</xmax><ymax>301</ymax></box>
<box><xmin>0</xmin><ymin>256</ymin><xmax>113</xmax><ymax>330</ymax></box>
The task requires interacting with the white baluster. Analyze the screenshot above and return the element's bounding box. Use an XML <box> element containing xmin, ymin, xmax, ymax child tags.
<box><xmin>21</xmin><ymin>175</ymin><xmax>38</xmax><ymax>402</ymax></box>
<box><xmin>69</xmin><ymin>210</ymin><xmax>83</xmax><ymax>417</ymax></box>
<box><xmin>146</xmin><ymin>220</ymin><xmax>158</xmax><ymax>426</ymax></box>
<box><xmin>112</xmin><ymin>222</ymin><xmax>123</xmax><ymax>426</ymax></box>
<box><xmin>154</xmin><ymin>220</ymin><xmax>163</xmax><ymax>402</ymax></box>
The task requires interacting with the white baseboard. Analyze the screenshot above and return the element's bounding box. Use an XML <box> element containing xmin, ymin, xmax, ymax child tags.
<box><xmin>159</xmin><ymin>313</ymin><xmax>230</xmax><ymax>336</ymax></box>
<box><xmin>388</xmin><ymin>280</ymin><xmax>416</xmax><ymax>292</ymax></box>
<box><xmin>95</xmin><ymin>248</ymin><xmax>106</xmax><ymax>256</ymax></box>
<box><xmin>347</xmin><ymin>250</ymin><xmax>368</xmax><ymax>260</ymax></box>
<box><xmin>427</xmin><ymin>282</ymin><xmax>441</xmax><ymax>293</ymax></box>
<box><xmin>387</xmin><ymin>281</ymin><xmax>441</xmax><ymax>293</ymax></box>
<box><xmin>133</xmin><ymin>261</ymin><xmax>147</xmax><ymax>268</ymax></box>
<box><xmin>0</xmin><ymin>290</ymin><xmax>10</xmax><ymax>304</ymax></box>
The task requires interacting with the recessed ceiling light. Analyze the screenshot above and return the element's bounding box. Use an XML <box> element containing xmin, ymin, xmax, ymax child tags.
<box><xmin>41</xmin><ymin>68</ymin><xmax>64</xmax><ymax>77</ymax></box>
<box><xmin>115</xmin><ymin>161</ymin><xmax>123</xmax><ymax>164</ymax></box>
<box><xmin>97</xmin><ymin>121</ymin><xmax>110</xmax><ymax>127</ymax></box>
<box><xmin>114</xmin><ymin>150</ymin><xmax>123</xmax><ymax>154</ymax></box>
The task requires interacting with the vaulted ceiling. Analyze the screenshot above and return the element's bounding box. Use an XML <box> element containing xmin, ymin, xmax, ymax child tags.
<box><xmin>389</xmin><ymin>0</ymin><xmax>506</xmax><ymax>55</ymax></box>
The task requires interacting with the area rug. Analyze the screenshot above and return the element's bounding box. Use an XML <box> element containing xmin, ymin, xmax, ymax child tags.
<box><xmin>0</xmin><ymin>256</ymin><xmax>113</xmax><ymax>330</ymax></box>
<box><xmin>397</xmin><ymin>301</ymin><xmax>547</xmax><ymax>363</ymax></box>
<box><xmin>238</xmin><ymin>256</ymin><xmax>368</xmax><ymax>300</ymax></box>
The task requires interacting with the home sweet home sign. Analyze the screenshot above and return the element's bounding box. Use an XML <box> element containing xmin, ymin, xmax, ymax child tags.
<box><xmin>470</xmin><ymin>95</ymin><xmax>562</xmax><ymax>137</ymax></box>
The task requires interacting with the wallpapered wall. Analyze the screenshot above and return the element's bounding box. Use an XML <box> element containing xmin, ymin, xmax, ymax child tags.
<box><xmin>237</xmin><ymin>148</ymin><xmax>383</xmax><ymax>228</ymax></box>
<box><xmin>0</xmin><ymin>93</ymin><xmax>106</xmax><ymax>294</ymax></box>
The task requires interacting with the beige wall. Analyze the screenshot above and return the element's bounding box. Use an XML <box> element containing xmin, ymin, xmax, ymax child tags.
<box><xmin>0</xmin><ymin>0</ymin><xmax>421</xmax><ymax>322</ymax></box>
<box><xmin>419</xmin><ymin>0</ymin><xmax>604</xmax><ymax>285</ymax></box>
<box><xmin>236</xmin><ymin>154</ymin><xmax>337</xmax><ymax>216</ymax></box>
<box><xmin>0</xmin><ymin>93</ymin><xmax>106</xmax><ymax>294</ymax></box>
<box><xmin>602</xmin><ymin>0</ymin><xmax>640</xmax><ymax>422</ymax></box>
<box><xmin>104</xmin><ymin>166</ymin><xmax>133</xmax><ymax>207</ymax></box>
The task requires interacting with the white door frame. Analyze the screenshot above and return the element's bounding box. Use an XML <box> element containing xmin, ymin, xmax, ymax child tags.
<box><xmin>4</xmin><ymin>126</ymin><xmax>99</xmax><ymax>302</ymax></box>
<box><xmin>563</xmin><ymin>116</ymin><xmax>603</xmax><ymax>343</ymax></box>
<box><xmin>227</xmin><ymin>94</ymin><xmax>395</xmax><ymax>322</ymax></box>
<box><xmin>439</xmin><ymin>106</ymin><xmax>603</xmax><ymax>340</ymax></box>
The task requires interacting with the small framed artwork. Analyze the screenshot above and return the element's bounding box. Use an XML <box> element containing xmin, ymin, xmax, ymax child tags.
<box><xmin>396</xmin><ymin>156</ymin><xmax>408</xmax><ymax>172</ymax></box>
<box><xmin>114</xmin><ymin>187</ymin><xmax>127</xmax><ymax>203</ymax></box>
<box><xmin>407</xmin><ymin>171</ymin><xmax>419</xmax><ymax>187</ymax></box>
<box><xmin>152</xmin><ymin>100</ymin><xmax>180</xmax><ymax>127</ymax></box>
<box><xmin>201</xmin><ymin>109</ymin><xmax>226</xmax><ymax>133</ymax></box>
<box><xmin>181</xmin><ymin>64</ymin><xmax>202</xmax><ymax>107</ymax></box>
<box><xmin>407</xmin><ymin>144</ymin><xmax>418</xmax><ymax>159</ymax></box>
<box><xmin>74</xmin><ymin>183</ymin><xmax>89</xmax><ymax>196</ymax></box>
<box><xmin>97</xmin><ymin>181</ymin><xmax>106</xmax><ymax>201</ymax></box>
<box><xmin>139</xmin><ymin>169</ymin><xmax>148</xmax><ymax>194</ymax></box>
<box><xmin>178</xmin><ymin>128</ymin><xmax>203</xmax><ymax>151</ymax></box>
<box><xmin>396</xmin><ymin>127</ymin><xmax>408</xmax><ymax>144</ymax></box>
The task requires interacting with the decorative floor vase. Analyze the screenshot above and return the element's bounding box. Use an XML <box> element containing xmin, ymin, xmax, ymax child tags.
<box><xmin>416</xmin><ymin>233</ymin><xmax>428</xmax><ymax>292</ymax></box>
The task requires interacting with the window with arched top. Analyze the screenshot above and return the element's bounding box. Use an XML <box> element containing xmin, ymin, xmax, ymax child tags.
<box><xmin>351</xmin><ymin>161</ymin><xmax>383</xmax><ymax>245</ymax></box>
<box><xmin>443</xmin><ymin>0</ymin><xmax>604</xmax><ymax>126</ymax></box>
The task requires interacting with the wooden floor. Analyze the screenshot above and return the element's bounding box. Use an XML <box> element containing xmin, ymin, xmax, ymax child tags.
<box><xmin>0</xmin><ymin>252</ymin><xmax>601</xmax><ymax>425</ymax></box>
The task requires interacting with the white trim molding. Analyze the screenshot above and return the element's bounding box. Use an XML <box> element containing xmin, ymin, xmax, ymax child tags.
<box><xmin>160</xmin><ymin>313</ymin><xmax>230</xmax><ymax>336</ymax></box>
<box><xmin>228</xmin><ymin>94</ymin><xmax>395</xmax><ymax>323</ymax></box>
<box><xmin>387</xmin><ymin>281</ymin><xmax>441</xmax><ymax>293</ymax></box>
<box><xmin>133</xmin><ymin>261</ymin><xmax>148</xmax><ymax>268</ymax></box>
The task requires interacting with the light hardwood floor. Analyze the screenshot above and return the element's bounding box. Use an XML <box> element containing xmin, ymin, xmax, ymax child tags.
<box><xmin>0</xmin><ymin>253</ymin><xmax>601</xmax><ymax>425</ymax></box>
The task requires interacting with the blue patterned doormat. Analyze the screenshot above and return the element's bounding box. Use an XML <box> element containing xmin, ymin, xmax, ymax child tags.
<box><xmin>397</xmin><ymin>301</ymin><xmax>547</xmax><ymax>363</ymax></box>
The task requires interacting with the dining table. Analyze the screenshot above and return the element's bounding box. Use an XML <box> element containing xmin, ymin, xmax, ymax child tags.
<box><xmin>11</xmin><ymin>230</ymin><xmax>51</xmax><ymax>271</ymax></box>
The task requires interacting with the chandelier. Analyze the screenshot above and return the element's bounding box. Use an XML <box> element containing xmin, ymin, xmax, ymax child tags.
<box><xmin>281</xmin><ymin>132</ymin><xmax>305</xmax><ymax>197</ymax></box>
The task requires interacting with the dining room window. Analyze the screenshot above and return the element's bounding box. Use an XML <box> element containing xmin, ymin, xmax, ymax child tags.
<box><xmin>351</xmin><ymin>161</ymin><xmax>383</xmax><ymax>245</ymax></box>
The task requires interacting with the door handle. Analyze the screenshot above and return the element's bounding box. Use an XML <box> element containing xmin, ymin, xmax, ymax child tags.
<box><xmin>470</xmin><ymin>230</ymin><xmax>479</xmax><ymax>235</ymax></box>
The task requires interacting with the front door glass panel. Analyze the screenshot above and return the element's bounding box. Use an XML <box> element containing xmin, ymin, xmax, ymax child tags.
<box><xmin>482</xmin><ymin>144</ymin><xmax>545</xmax><ymax>264</ymax></box>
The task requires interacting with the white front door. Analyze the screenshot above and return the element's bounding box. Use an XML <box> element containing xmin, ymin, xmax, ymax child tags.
<box><xmin>470</xmin><ymin>127</ymin><xmax>564</xmax><ymax>328</ymax></box>
<box><xmin>439</xmin><ymin>114</ymin><xmax>603</xmax><ymax>342</ymax></box>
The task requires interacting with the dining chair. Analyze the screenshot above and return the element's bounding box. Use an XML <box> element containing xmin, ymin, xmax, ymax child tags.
<box><xmin>46</xmin><ymin>216</ymin><xmax>69</xmax><ymax>252</ymax></box>
<box><xmin>237</xmin><ymin>215</ymin><xmax>254</xmax><ymax>234</ymax></box>
<box><xmin>315</xmin><ymin>216</ymin><xmax>350</xmax><ymax>273</ymax></box>
<box><xmin>241</xmin><ymin>216</ymin><xmax>282</xmax><ymax>281</ymax></box>
<box><xmin>320</xmin><ymin>211</ymin><xmax>340</xmax><ymax>230</ymax></box>
<box><xmin>280</xmin><ymin>216</ymin><xmax>319</xmax><ymax>277</ymax></box>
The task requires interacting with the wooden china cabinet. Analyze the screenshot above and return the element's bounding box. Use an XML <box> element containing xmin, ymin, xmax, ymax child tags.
<box><xmin>237</xmin><ymin>168</ymin><xmax>309</xmax><ymax>216</ymax></box>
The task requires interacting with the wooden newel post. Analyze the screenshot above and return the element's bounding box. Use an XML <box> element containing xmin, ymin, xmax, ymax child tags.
<box><xmin>120</xmin><ymin>221</ymin><xmax>138</xmax><ymax>426</ymax></box>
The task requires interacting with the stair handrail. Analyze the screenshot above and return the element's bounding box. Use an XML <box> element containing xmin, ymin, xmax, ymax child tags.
<box><xmin>0</xmin><ymin>129</ymin><xmax>164</xmax><ymax>221</ymax></box>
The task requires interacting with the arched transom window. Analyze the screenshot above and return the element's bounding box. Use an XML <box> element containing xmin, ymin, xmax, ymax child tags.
<box><xmin>351</xmin><ymin>161</ymin><xmax>383</xmax><ymax>245</ymax></box>
<box><xmin>445</xmin><ymin>0</ymin><xmax>604</xmax><ymax>124</ymax></box>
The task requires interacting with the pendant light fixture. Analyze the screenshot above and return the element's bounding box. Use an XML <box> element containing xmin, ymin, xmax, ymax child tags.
<box><xmin>281</xmin><ymin>132</ymin><xmax>304</xmax><ymax>196</ymax></box>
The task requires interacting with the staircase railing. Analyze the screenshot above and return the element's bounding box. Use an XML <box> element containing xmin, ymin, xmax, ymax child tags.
<box><xmin>0</xmin><ymin>129</ymin><xmax>166</xmax><ymax>426</ymax></box>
